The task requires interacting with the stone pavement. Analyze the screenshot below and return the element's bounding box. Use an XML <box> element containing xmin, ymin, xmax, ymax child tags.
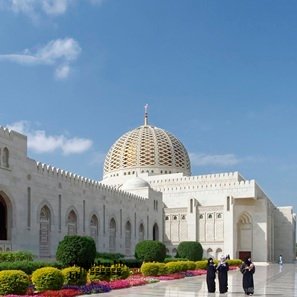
<box><xmin>93</xmin><ymin>263</ymin><xmax>297</xmax><ymax>297</ymax></box>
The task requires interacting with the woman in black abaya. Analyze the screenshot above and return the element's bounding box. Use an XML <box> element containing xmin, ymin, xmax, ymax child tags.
<box><xmin>240</xmin><ymin>257</ymin><xmax>255</xmax><ymax>295</ymax></box>
<box><xmin>217</xmin><ymin>255</ymin><xmax>229</xmax><ymax>293</ymax></box>
<box><xmin>206</xmin><ymin>257</ymin><xmax>216</xmax><ymax>292</ymax></box>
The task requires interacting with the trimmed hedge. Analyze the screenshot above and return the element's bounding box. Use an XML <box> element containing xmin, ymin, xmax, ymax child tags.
<box><xmin>32</xmin><ymin>267</ymin><xmax>64</xmax><ymax>292</ymax></box>
<box><xmin>56</xmin><ymin>235</ymin><xmax>96</xmax><ymax>269</ymax></box>
<box><xmin>0</xmin><ymin>270</ymin><xmax>30</xmax><ymax>295</ymax></box>
<box><xmin>0</xmin><ymin>260</ymin><xmax>62</xmax><ymax>274</ymax></box>
<box><xmin>177</xmin><ymin>241</ymin><xmax>203</xmax><ymax>261</ymax></box>
<box><xmin>62</xmin><ymin>266</ymin><xmax>87</xmax><ymax>285</ymax></box>
<box><xmin>135</xmin><ymin>240</ymin><xmax>166</xmax><ymax>262</ymax></box>
<box><xmin>0</xmin><ymin>251</ymin><xmax>34</xmax><ymax>262</ymax></box>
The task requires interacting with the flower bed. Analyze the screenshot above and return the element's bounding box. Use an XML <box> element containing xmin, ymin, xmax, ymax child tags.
<box><xmin>1</xmin><ymin>267</ymin><xmax>240</xmax><ymax>296</ymax></box>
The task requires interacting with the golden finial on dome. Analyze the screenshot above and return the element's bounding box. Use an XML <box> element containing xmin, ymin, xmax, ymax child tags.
<box><xmin>144</xmin><ymin>103</ymin><xmax>149</xmax><ymax>125</ymax></box>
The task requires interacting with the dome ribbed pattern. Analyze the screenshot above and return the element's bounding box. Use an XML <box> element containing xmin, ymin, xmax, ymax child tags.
<box><xmin>103</xmin><ymin>125</ymin><xmax>191</xmax><ymax>177</ymax></box>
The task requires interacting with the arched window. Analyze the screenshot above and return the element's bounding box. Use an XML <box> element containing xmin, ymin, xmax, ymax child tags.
<box><xmin>172</xmin><ymin>248</ymin><xmax>177</xmax><ymax>256</ymax></box>
<box><xmin>67</xmin><ymin>210</ymin><xmax>77</xmax><ymax>235</ymax></box>
<box><xmin>153</xmin><ymin>223</ymin><xmax>159</xmax><ymax>241</ymax></box>
<box><xmin>39</xmin><ymin>205</ymin><xmax>51</xmax><ymax>258</ymax></box>
<box><xmin>207</xmin><ymin>248</ymin><xmax>213</xmax><ymax>258</ymax></box>
<box><xmin>139</xmin><ymin>223</ymin><xmax>145</xmax><ymax>241</ymax></box>
<box><xmin>2</xmin><ymin>147</ymin><xmax>9</xmax><ymax>168</ymax></box>
<box><xmin>90</xmin><ymin>215</ymin><xmax>99</xmax><ymax>246</ymax></box>
<box><xmin>125</xmin><ymin>221</ymin><xmax>131</xmax><ymax>256</ymax></box>
<box><xmin>216</xmin><ymin>248</ymin><xmax>223</xmax><ymax>259</ymax></box>
<box><xmin>109</xmin><ymin>218</ymin><xmax>116</xmax><ymax>252</ymax></box>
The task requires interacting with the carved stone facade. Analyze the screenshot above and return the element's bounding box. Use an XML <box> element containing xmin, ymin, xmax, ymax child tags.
<box><xmin>0</xmin><ymin>116</ymin><xmax>295</xmax><ymax>262</ymax></box>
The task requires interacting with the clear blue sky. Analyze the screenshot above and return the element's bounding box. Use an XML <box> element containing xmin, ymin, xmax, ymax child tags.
<box><xmin>0</xmin><ymin>0</ymin><xmax>297</xmax><ymax>212</ymax></box>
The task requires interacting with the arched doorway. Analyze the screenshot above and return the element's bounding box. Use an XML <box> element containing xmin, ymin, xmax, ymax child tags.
<box><xmin>237</xmin><ymin>212</ymin><xmax>253</xmax><ymax>260</ymax></box>
<box><xmin>0</xmin><ymin>195</ymin><xmax>7</xmax><ymax>240</ymax></box>
<box><xmin>39</xmin><ymin>205</ymin><xmax>51</xmax><ymax>258</ymax></box>
<box><xmin>153</xmin><ymin>223</ymin><xmax>159</xmax><ymax>241</ymax></box>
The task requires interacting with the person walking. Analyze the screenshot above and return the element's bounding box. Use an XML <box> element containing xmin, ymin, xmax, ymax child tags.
<box><xmin>217</xmin><ymin>255</ymin><xmax>229</xmax><ymax>294</ymax></box>
<box><xmin>279</xmin><ymin>254</ymin><xmax>283</xmax><ymax>265</ymax></box>
<box><xmin>240</xmin><ymin>257</ymin><xmax>255</xmax><ymax>295</ymax></box>
<box><xmin>206</xmin><ymin>257</ymin><xmax>216</xmax><ymax>293</ymax></box>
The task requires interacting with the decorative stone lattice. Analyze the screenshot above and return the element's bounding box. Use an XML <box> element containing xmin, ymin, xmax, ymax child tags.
<box><xmin>103</xmin><ymin>124</ymin><xmax>191</xmax><ymax>176</ymax></box>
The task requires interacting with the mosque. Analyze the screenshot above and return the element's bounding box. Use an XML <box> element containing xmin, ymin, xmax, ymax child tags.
<box><xmin>0</xmin><ymin>109</ymin><xmax>295</xmax><ymax>262</ymax></box>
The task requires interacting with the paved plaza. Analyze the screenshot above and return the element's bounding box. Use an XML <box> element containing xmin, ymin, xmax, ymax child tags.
<box><xmin>96</xmin><ymin>263</ymin><xmax>297</xmax><ymax>297</ymax></box>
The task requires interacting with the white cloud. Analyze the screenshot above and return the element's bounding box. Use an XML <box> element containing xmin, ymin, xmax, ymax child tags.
<box><xmin>0</xmin><ymin>0</ymin><xmax>105</xmax><ymax>18</ymax></box>
<box><xmin>42</xmin><ymin>0</ymin><xmax>68</xmax><ymax>16</ymax></box>
<box><xmin>7</xmin><ymin>121</ymin><xmax>92</xmax><ymax>155</ymax></box>
<box><xmin>189</xmin><ymin>152</ymin><xmax>240</xmax><ymax>167</ymax></box>
<box><xmin>0</xmin><ymin>38</ymin><xmax>81</xmax><ymax>79</ymax></box>
<box><xmin>55</xmin><ymin>64</ymin><xmax>70</xmax><ymax>79</ymax></box>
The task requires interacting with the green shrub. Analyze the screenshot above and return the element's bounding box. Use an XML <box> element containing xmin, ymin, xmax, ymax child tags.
<box><xmin>62</xmin><ymin>266</ymin><xmax>87</xmax><ymax>285</ymax></box>
<box><xmin>95</xmin><ymin>252</ymin><xmax>124</xmax><ymax>260</ymax></box>
<box><xmin>165</xmin><ymin>261</ymin><xmax>181</xmax><ymax>273</ymax></box>
<box><xmin>157</xmin><ymin>263</ymin><xmax>168</xmax><ymax>275</ymax></box>
<box><xmin>94</xmin><ymin>258</ymin><xmax>114</xmax><ymax>266</ymax></box>
<box><xmin>164</xmin><ymin>257</ymin><xmax>187</xmax><ymax>263</ymax></box>
<box><xmin>135</xmin><ymin>240</ymin><xmax>166</xmax><ymax>262</ymax></box>
<box><xmin>226</xmin><ymin>259</ymin><xmax>242</xmax><ymax>266</ymax></box>
<box><xmin>0</xmin><ymin>260</ymin><xmax>62</xmax><ymax>274</ymax></box>
<box><xmin>195</xmin><ymin>260</ymin><xmax>208</xmax><ymax>269</ymax></box>
<box><xmin>177</xmin><ymin>241</ymin><xmax>203</xmax><ymax>261</ymax></box>
<box><xmin>0</xmin><ymin>251</ymin><xmax>34</xmax><ymax>262</ymax></box>
<box><xmin>31</xmin><ymin>267</ymin><xmax>64</xmax><ymax>291</ymax></box>
<box><xmin>88</xmin><ymin>265</ymin><xmax>106</xmax><ymax>282</ymax></box>
<box><xmin>56</xmin><ymin>235</ymin><xmax>96</xmax><ymax>269</ymax></box>
<box><xmin>140</xmin><ymin>262</ymin><xmax>160</xmax><ymax>276</ymax></box>
<box><xmin>88</xmin><ymin>263</ymin><xmax>130</xmax><ymax>281</ymax></box>
<box><xmin>111</xmin><ymin>263</ymin><xmax>131</xmax><ymax>280</ymax></box>
<box><xmin>0</xmin><ymin>270</ymin><xmax>30</xmax><ymax>295</ymax></box>
<box><xmin>118</xmin><ymin>258</ymin><xmax>142</xmax><ymax>268</ymax></box>
<box><xmin>184</xmin><ymin>261</ymin><xmax>196</xmax><ymax>270</ymax></box>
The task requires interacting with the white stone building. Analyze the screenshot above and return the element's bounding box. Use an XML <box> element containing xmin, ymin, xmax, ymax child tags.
<box><xmin>0</xmin><ymin>111</ymin><xmax>295</xmax><ymax>262</ymax></box>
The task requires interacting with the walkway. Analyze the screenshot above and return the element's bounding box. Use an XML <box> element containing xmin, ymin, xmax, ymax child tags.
<box><xmin>95</xmin><ymin>263</ymin><xmax>297</xmax><ymax>297</ymax></box>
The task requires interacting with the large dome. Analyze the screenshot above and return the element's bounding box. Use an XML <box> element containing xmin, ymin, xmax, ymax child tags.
<box><xmin>103</xmin><ymin>115</ymin><xmax>191</xmax><ymax>179</ymax></box>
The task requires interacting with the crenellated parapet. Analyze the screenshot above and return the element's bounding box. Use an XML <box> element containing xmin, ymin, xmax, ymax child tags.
<box><xmin>149</xmin><ymin>171</ymin><xmax>257</xmax><ymax>193</ymax></box>
<box><xmin>0</xmin><ymin>126</ymin><xmax>27</xmax><ymax>140</ymax></box>
<box><xmin>0</xmin><ymin>126</ymin><xmax>14</xmax><ymax>138</ymax></box>
<box><xmin>35</xmin><ymin>161</ymin><xmax>147</xmax><ymax>202</ymax></box>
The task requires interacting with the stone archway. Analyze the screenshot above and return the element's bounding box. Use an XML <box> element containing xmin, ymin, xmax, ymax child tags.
<box><xmin>237</xmin><ymin>212</ymin><xmax>253</xmax><ymax>259</ymax></box>
<box><xmin>0</xmin><ymin>195</ymin><xmax>7</xmax><ymax>240</ymax></box>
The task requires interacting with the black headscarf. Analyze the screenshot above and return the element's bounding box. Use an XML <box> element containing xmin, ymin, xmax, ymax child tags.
<box><xmin>244</xmin><ymin>257</ymin><xmax>252</xmax><ymax>266</ymax></box>
<box><xmin>208</xmin><ymin>257</ymin><xmax>214</xmax><ymax>265</ymax></box>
